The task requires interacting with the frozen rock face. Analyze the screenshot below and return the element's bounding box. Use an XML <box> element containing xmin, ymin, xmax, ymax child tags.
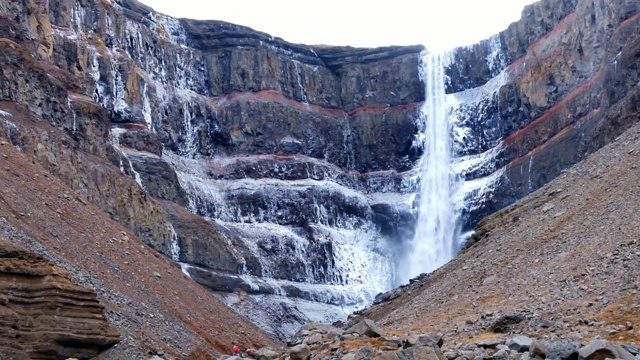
<box><xmin>444</xmin><ymin>0</ymin><xmax>640</xmax><ymax>230</ymax></box>
<box><xmin>1</xmin><ymin>0</ymin><xmax>639</xmax><ymax>341</ymax></box>
<box><xmin>0</xmin><ymin>0</ymin><xmax>424</xmax><ymax>336</ymax></box>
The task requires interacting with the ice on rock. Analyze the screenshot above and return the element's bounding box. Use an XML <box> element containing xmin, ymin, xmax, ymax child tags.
<box><xmin>167</xmin><ymin>223</ymin><xmax>180</xmax><ymax>262</ymax></box>
<box><xmin>293</xmin><ymin>60</ymin><xmax>309</xmax><ymax>103</ymax></box>
<box><xmin>485</xmin><ymin>34</ymin><xmax>508</xmax><ymax>75</ymax></box>
<box><xmin>149</xmin><ymin>12</ymin><xmax>187</xmax><ymax>45</ymax></box>
<box><xmin>165</xmin><ymin>147</ymin><xmax>397</xmax><ymax>314</ymax></box>
<box><xmin>447</xmin><ymin>69</ymin><xmax>508</xmax><ymax>109</ymax></box>
<box><xmin>109</xmin><ymin>128</ymin><xmax>144</xmax><ymax>188</ymax></box>
<box><xmin>141</xmin><ymin>83</ymin><xmax>153</xmax><ymax>131</ymax></box>
<box><xmin>180</xmin><ymin>103</ymin><xmax>198</xmax><ymax>156</ymax></box>
<box><xmin>454</xmin><ymin>143</ymin><xmax>504</xmax><ymax>180</ymax></box>
<box><xmin>51</xmin><ymin>26</ymin><xmax>78</xmax><ymax>40</ymax></box>
<box><xmin>454</xmin><ymin>166</ymin><xmax>505</xmax><ymax>215</ymax></box>
<box><xmin>67</xmin><ymin>98</ymin><xmax>77</xmax><ymax>133</ymax></box>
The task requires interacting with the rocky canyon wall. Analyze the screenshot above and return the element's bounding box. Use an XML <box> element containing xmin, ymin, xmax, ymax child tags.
<box><xmin>0</xmin><ymin>0</ymin><xmax>638</xmax><ymax>345</ymax></box>
<box><xmin>0</xmin><ymin>0</ymin><xmax>426</xmax><ymax>338</ymax></box>
<box><xmin>445</xmin><ymin>0</ymin><xmax>640</xmax><ymax>228</ymax></box>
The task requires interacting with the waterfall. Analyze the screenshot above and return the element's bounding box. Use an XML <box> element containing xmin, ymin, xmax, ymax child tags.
<box><xmin>167</xmin><ymin>223</ymin><xmax>180</xmax><ymax>262</ymax></box>
<box><xmin>109</xmin><ymin>128</ymin><xmax>145</xmax><ymax>189</ymax></box>
<box><xmin>399</xmin><ymin>51</ymin><xmax>461</xmax><ymax>284</ymax></box>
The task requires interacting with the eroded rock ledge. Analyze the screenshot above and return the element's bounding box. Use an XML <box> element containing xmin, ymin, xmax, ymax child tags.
<box><xmin>0</xmin><ymin>239</ymin><xmax>119</xmax><ymax>359</ymax></box>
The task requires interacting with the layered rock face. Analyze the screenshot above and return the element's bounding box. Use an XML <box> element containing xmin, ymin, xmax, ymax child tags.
<box><xmin>0</xmin><ymin>0</ymin><xmax>424</xmax><ymax>337</ymax></box>
<box><xmin>0</xmin><ymin>239</ymin><xmax>119</xmax><ymax>359</ymax></box>
<box><xmin>0</xmin><ymin>0</ymin><xmax>638</xmax><ymax>345</ymax></box>
<box><xmin>86</xmin><ymin>0</ymin><xmax>419</xmax><ymax>313</ymax></box>
<box><xmin>445</xmin><ymin>0</ymin><xmax>640</xmax><ymax>228</ymax></box>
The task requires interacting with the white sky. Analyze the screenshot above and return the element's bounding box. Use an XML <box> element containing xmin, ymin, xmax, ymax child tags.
<box><xmin>139</xmin><ymin>0</ymin><xmax>537</xmax><ymax>51</ymax></box>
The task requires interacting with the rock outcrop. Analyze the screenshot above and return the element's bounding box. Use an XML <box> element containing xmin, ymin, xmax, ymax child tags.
<box><xmin>0</xmin><ymin>239</ymin><xmax>119</xmax><ymax>359</ymax></box>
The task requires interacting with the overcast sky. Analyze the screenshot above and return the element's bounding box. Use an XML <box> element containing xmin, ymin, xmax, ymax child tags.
<box><xmin>139</xmin><ymin>0</ymin><xmax>537</xmax><ymax>50</ymax></box>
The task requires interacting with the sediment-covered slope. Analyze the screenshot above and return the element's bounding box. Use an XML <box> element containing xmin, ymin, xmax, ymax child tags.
<box><xmin>0</xmin><ymin>136</ymin><xmax>280</xmax><ymax>358</ymax></box>
<box><xmin>361</xmin><ymin>119</ymin><xmax>640</xmax><ymax>345</ymax></box>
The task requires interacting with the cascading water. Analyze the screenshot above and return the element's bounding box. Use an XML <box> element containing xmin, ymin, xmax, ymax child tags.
<box><xmin>399</xmin><ymin>51</ymin><xmax>461</xmax><ymax>285</ymax></box>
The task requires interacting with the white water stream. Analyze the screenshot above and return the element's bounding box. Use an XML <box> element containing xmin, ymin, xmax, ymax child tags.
<box><xmin>399</xmin><ymin>51</ymin><xmax>462</xmax><ymax>284</ymax></box>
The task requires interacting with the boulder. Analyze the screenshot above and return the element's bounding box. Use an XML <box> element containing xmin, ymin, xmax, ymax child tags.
<box><xmin>327</xmin><ymin>328</ymin><xmax>345</xmax><ymax>339</ymax></box>
<box><xmin>404</xmin><ymin>334</ymin><xmax>444</xmax><ymax>349</ymax></box>
<box><xmin>490</xmin><ymin>312</ymin><xmax>525</xmax><ymax>333</ymax></box>
<box><xmin>620</xmin><ymin>344</ymin><xmax>640</xmax><ymax>356</ymax></box>
<box><xmin>373</xmin><ymin>353</ymin><xmax>401</xmax><ymax>360</ymax></box>
<box><xmin>506</xmin><ymin>336</ymin><xmax>534</xmax><ymax>352</ymax></box>
<box><xmin>475</xmin><ymin>337</ymin><xmax>504</xmax><ymax>349</ymax></box>
<box><xmin>531</xmin><ymin>340</ymin><xmax>581</xmax><ymax>360</ymax></box>
<box><xmin>399</xmin><ymin>344</ymin><xmax>446</xmax><ymax>360</ymax></box>
<box><xmin>254</xmin><ymin>347</ymin><xmax>280</xmax><ymax>360</ymax></box>
<box><xmin>354</xmin><ymin>344</ymin><xmax>375</xmax><ymax>360</ymax></box>
<box><xmin>306</xmin><ymin>333</ymin><xmax>323</xmax><ymax>345</ymax></box>
<box><xmin>492</xmin><ymin>349</ymin><xmax>509</xmax><ymax>359</ymax></box>
<box><xmin>530</xmin><ymin>340</ymin><xmax>547</xmax><ymax>358</ymax></box>
<box><xmin>577</xmin><ymin>340</ymin><xmax>635</xmax><ymax>360</ymax></box>
<box><xmin>419</xmin><ymin>334</ymin><xmax>444</xmax><ymax>348</ymax></box>
<box><xmin>345</xmin><ymin>319</ymin><xmax>386</xmax><ymax>338</ymax></box>
<box><xmin>290</xmin><ymin>344</ymin><xmax>311</xmax><ymax>360</ymax></box>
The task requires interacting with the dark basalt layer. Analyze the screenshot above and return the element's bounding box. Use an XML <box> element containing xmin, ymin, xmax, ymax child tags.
<box><xmin>313</xmin><ymin>45</ymin><xmax>425</xmax><ymax>69</ymax></box>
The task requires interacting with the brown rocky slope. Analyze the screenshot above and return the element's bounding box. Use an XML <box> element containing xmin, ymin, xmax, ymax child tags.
<box><xmin>0</xmin><ymin>137</ymin><xmax>281</xmax><ymax>358</ymax></box>
<box><xmin>360</xmin><ymin>119</ymin><xmax>640</xmax><ymax>346</ymax></box>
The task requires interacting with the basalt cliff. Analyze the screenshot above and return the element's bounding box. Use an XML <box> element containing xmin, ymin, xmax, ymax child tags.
<box><xmin>0</xmin><ymin>0</ymin><xmax>638</xmax><ymax>358</ymax></box>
